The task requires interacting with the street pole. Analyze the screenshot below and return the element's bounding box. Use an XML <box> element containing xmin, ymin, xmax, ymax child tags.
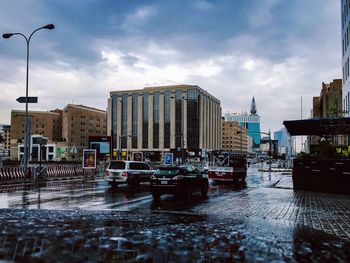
<box><xmin>268</xmin><ymin>130</ymin><xmax>272</xmax><ymax>174</ymax></box>
<box><xmin>3</xmin><ymin>24</ymin><xmax>54</xmax><ymax>177</ymax></box>
<box><xmin>119</xmin><ymin>135</ymin><xmax>122</xmax><ymax>160</ymax></box>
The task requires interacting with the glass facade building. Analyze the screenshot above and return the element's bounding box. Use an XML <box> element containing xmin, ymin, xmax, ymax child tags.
<box><xmin>107</xmin><ymin>85</ymin><xmax>221</xmax><ymax>161</ymax></box>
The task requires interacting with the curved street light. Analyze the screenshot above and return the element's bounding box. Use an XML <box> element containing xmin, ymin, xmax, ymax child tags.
<box><xmin>3</xmin><ymin>24</ymin><xmax>55</xmax><ymax>176</ymax></box>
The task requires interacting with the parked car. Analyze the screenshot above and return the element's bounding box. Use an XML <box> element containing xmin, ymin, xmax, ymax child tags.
<box><xmin>105</xmin><ymin>160</ymin><xmax>154</xmax><ymax>186</ymax></box>
<box><xmin>150</xmin><ymin>165</ymin><xmax>209</xmax><ymax>200</ymax></box>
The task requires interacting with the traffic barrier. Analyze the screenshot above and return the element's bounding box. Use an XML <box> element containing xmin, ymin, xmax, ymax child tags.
<box><xmin>0</xmin><ymin>168</ymin><xmax>5</xmax><ymax>181</ymax></box>
<box><xmin>74</xmin><ymin>165</ymin><xmax>83</xmax><ymax>176</ymax></box>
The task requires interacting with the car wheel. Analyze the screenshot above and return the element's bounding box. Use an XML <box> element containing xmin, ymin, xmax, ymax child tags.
<box><xmin>152</xmin><ymin>193</ymin><xmax>160</xmax><ymax>200</ymax></box>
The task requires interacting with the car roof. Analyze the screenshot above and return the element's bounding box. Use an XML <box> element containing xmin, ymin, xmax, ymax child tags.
<box><xmin>157</xmin><ymin>166</ymin><xmax>182</xmax><ymax>170</ymax></box>
<box><xmin>110</xmin><ymin>160</ymin><xmax>146</xmax><ymax>163</ymax></box>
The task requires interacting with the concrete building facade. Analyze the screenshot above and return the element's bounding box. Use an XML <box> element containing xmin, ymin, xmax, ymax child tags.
<box><xmin>9</xmin><ymin>105</ymin><xmax>107</xmax><ymax>161</ymax></box>
<box><xmin>222</xmin><ymin>121</ymin><xmax>248</xmax><ymax>153</ymax></box>
<box><xmin>107</xmin><ymin>85</ymin><xmax>222</xmax><ymax>161</ymax></box>
<box><xmin>62</xmin><ymin>104</ymin><xmax>107</xmax><ymax>159</ymax></box>
<box><xmin>342</xmin><ymin>0</ymin><xmax>350</xmax><ymax>116</ymax></box>
<box><xmin>312</xmin><ymin>80</ymin><xmax>342</xmax><ymax>118</ymax></box>
<box><xmin>10</xmin><ymin>110</ymin><xmax>63</xmax><ymax>159</ymax></box>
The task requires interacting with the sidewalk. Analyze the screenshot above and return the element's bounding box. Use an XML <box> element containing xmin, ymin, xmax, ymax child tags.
<box><xmin>195</xmin><ymin>173</ymin><xmax>350</xmax><ymax>240</ymax></box>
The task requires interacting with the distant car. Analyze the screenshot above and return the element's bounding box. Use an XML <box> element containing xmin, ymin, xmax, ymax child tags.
<box><xmin>150</xmin><ymin>165</ymin><xmax>209</xmax><ymax>200</ymax></box>
<box><xmin>105</xmin><ymin>160</ymin><xmax>154</xmax><ymax>186</ymax></box>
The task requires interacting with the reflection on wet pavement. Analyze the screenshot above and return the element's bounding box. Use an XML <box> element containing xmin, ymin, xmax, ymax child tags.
<box><xmin>0</xmin><ymin>168</ymin><xmax>349</xmax><ymax>261</ymax></box>
<box><xmin>0</xmin><ymin>209</ymin><xmax>349</xmax><ymax>262</ymax></box>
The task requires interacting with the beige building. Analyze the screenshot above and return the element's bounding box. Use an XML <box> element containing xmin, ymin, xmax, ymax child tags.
<box><xmin>62</xmin><ymin>104</ymin><xmax>107</xmax><ymax>158</ymax></box>
<box><xmin>107</xmin><ymin>84</ymin><xmax>222</xmax><ymax>161</ymax></box>
<box><xmin>222</xmin><ymin>121</ymin><xmax>248</xmax><ymax>153</ymax></box>
<box><xmin>9</xmin><ymin>104</ymin><xmax>107</xmax><ymax>160</ymax></box>
<box><xmin>310</xmin><ymin>79</ymin><xmax>345</xmax><ymax>150</ymax></box>
<box><xmin>0</xmin><ymin>124</ymin><xmax>11</xmax><ymax>150</ymax></box>
<box><xmin>312</xmin><ymin>79</ymin><xmax>342</xmax><ymax>118</ymax></box>
<box><xmin>10</xmin><ymin>110</ymin><xmax>62</xmax><ymax>159</ymax></box>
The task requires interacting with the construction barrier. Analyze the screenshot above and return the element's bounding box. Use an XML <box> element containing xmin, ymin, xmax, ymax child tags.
<box><xmin>0</xmin><ymin>167</ymin><xmax>27</xmax><ymax>182</ymax></box>
<box><xmin>0</xmin><ymin>163</ymin><xmax>100</xmax><ymax>183</ymax></box>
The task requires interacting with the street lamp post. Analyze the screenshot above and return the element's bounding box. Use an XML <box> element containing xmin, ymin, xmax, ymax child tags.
<box><xmin>3</xmin><ymin>24</ymin><xmax>55</xmax><ymax>176</ymax></box>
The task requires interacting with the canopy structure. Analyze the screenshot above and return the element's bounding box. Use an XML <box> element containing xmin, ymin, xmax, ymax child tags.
<box><xmin>283</xmin><ymin>117</ymin><xmax>350</xmax><ymax>136</ymax></box>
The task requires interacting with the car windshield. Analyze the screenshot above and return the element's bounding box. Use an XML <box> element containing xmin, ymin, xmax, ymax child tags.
<box><xmin>155</xmin><ymin>168</ymin><xmax>180</xmax><ymax>176</ymax></box>
<box><xmin>108</xmin><ymin>161</ymin><xmax>126</xmax><ymax>170</ymax></box>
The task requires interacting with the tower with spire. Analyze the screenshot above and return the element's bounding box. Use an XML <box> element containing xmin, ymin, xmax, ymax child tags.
<box><xmin>223</xmin><ymin>96</ymin><xmax>261</xmax><ymax>150</ymax></box>
<box><xmin>250</xmin><ymin>96</ymin><xmax>257</xmax><ymax>115</ymax></box>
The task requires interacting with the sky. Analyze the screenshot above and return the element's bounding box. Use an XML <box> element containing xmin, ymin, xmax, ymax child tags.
<box><xmin>0</xmin><ymin>0</ymin><xmax>342</xmax><ymax>134</ymax></box>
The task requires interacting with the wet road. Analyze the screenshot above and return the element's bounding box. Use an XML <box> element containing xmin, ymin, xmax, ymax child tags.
<box><xmin>1</xmin><ymin>166</ymin><xmax>350</xmax><ymax>262</ymax></box>
<box><xmin>0</xmin><ymin>166</ymin><xmax>279</xmax><ymax>211</ymax></box>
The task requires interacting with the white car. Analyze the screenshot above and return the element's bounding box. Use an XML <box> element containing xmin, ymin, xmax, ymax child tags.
<box><xmin>105</xmin><ymin>160</ymin><xmax>154</xmax><ymax>186</ymax></box>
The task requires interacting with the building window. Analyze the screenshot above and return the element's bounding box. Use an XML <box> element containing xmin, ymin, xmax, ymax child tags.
<box><xmin>112</xmin><ymin>94</ymin><xmax>118</xmax><ymax>149</ymax></box>
<box><xmin>164</xmin><ymin>91</ymin><xmax>171</xmax><ymax>148</ymax></box>
<box><xmin>121</xmin><ymin>94</ymin><xmax>128</xmax><ymax>148</ymax></box>
<box><xmin>175</xmin><ymin>90</ymin><xmax>182</xmax><ymax>148</ymax></box>
<box><xmin>187</xmin><ymin>89</ymin><xmax>200</xmax><ymax>150</ymax></box>
<box><xmin>142</xmin><ymin>93</ymin><xmax>149</xmax><ymax>149</ymax></box>
<box><xmin>153</xmin><ymin>92</ymin><xmax>160</xmax><ymax>149</ymax></box>
<box><xmin>132</xmin><ymin>94</ymin><xmax>138</xmax><ymax>149</ymax></box>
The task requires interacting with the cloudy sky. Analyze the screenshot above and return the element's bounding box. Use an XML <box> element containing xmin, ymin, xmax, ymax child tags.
<box><xmin>0</xmin><ymin>0</ymin><xmax>341</xmax><ymax>134</ymax></box>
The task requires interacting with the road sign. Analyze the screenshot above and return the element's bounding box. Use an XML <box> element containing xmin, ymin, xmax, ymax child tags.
<box><xmin>16</xmin><ymin>97</ymin><xmax>38</xmax><ymax>103</ymax></box>
<box><xmin>164</xmin><ymin>153</ymin><xmax>173</xmax><ymax>165</ymax></box>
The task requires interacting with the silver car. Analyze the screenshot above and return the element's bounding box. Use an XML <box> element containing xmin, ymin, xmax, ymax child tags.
<box><xmin>105</xmin><ymin>160</ymin><xmax>154</xmax><ymax>186</ymax></box>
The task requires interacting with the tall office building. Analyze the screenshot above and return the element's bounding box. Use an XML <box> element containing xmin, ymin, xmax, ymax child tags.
<box><xmin>342</xmin><ymin>0</ymin><xmax>350</xmax><ymax>116</ymax></box>
<box><xmin>223</xmin><ymin>97</ymin><xmax>261</xmax><ymax>147</ymax></box>
<box><xmin>107</xmin><ymin>85</ymin><xmax>222</xmax><ymax>161</ymax></box>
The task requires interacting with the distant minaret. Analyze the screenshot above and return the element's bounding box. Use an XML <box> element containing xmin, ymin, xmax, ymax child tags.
<box><xmin>250</xmin><ymin>96</ymin><xmax>257</xmax><ymax>115</ymax></box>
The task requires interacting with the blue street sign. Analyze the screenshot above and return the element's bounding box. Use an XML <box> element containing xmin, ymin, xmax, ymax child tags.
<box><xmin>164</xmin><ymin>153</ymin><xmax>173</xmax><ymax>165</ymax></box>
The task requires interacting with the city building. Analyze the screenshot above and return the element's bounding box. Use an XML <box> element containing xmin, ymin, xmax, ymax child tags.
<box><xmin>260</xmin><ymin>137</ymin><xmax>278</xmax><ymax>159</ymax></box>
<box><xmin>223</xmin><ymin>97</ymin><xmax>261</xmax><ymax>148</ymax></box>
<box><xmin>9</xmin><ymin>104</ymin><xmax>107</xmax><ymax>161</ymax></box>
<box><xmin>274</xmin><ymin>127</ymin><xmax>293</xmax><ymax>156</ymax></box>
<box><xmin>62</xmin><ymin>104</ymin><xmax>107</xmax><ymax>159</ymax></box>
<box><xmin>107</xmin><ymin>84</ymin><xmax>222</xmax><ymax>161</ymax></box>
<box><xmin>309</xmin><ymin>80</ymin><xmax>345</xmax><ymax>151</ymax></box>
<box><xmin>312</xmin><ymin>80</ymin><xmax>342</xmax><ymax>118</ymax></box>
<box><xmin>0</xmin><ymin>124</ymin><xmax>11</xmax><ymax>158</ymax></box>
<box><xmin>222</xmin><ymin>121</ymin><xmax>248</xmax><ymax>153</ymax></box>
<box><xmin>10</xmin><ymin>110</ymin><xmax>62</xmax><ymax>160</ymax></box>
<box><xmin>342</xmin><ymin>0</ymin><xmax>350</xmax><ymax>117</ymax></box>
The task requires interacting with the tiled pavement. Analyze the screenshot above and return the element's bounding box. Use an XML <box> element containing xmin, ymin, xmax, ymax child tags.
<box><xmin>193</xmin><ymin>177</ymin><xmax>350</xmax><ymax>240</ymax></box>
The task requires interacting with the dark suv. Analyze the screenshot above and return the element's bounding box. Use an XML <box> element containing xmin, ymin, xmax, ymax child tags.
<box><xmin>150</xmin><ymin>165</ymin><xmax>209</xmax><ymax>200</ymax></box>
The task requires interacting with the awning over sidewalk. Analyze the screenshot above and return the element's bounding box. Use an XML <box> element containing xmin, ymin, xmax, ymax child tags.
<box><xmin>283</xmin><ymin>117</ymin><xmax>350</xmax><ymax>136</ymax></box>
